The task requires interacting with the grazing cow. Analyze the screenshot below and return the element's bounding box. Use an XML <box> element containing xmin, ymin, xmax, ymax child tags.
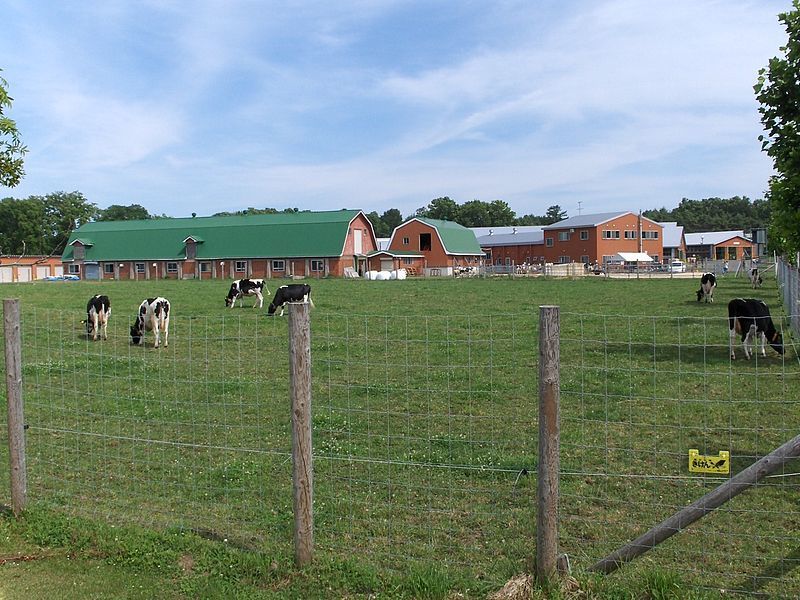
<box><xmin>728</xmin><ymin>298</ymin><xmax>784</xmax><ymax>360</ymax></box>
<box><xmin>696</xmin><ymin>273</ymin><xmax>717</xmax><ymax>303</ymax></box>
<box><xmin>267</xmin><ymin>284</ymin><xmax>314</xmax><ymax>316</ymax></box>
<box><xmin>225</xmin><ymin>278</ymin><xmax>267</xmax><ymax>308</ymax></box>
<box><xmin>130</xmin><ymin>297</ymin><xmax>171</xmax><ymax>348</ymax></box>
<box><xmin>83</xmin><ymin>294</ymin><xmax>111</xmax><ymax>341</ymax></box>
<box><xmin>750</xmin><ymin>268</ymin><xmax>763</xmax><ymax>289</ymax></box>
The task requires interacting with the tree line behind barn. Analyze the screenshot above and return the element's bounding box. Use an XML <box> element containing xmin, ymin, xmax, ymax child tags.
<box><xmin>81</xmin><ymin>280</ymin><xmax>313</xmax><ymax>347</ymax></box>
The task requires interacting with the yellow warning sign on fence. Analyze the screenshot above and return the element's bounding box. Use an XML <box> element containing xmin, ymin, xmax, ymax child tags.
<box><xmin>688</xmin><ymin>449</ymin><xmax>730</xmax><ymax>474</ymax></box>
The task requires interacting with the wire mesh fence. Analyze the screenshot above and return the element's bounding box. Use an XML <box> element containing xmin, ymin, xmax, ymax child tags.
<box><xmin>3</xmin><ymin>302</ymin><xmax>800</xmax><ymax>595</ymax></box>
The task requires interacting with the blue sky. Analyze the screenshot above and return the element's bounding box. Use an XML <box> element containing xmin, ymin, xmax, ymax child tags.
<box><xmin>0</xmin><ymin>0</ymin><xmax>792</xmax><ymax>219</ymax></box>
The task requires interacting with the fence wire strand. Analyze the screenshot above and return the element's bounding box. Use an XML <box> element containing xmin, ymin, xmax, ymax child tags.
<box><xmin>3</xmin><ymin>301</ymin><xmax>800</xmax><ymax>595</ymax></box>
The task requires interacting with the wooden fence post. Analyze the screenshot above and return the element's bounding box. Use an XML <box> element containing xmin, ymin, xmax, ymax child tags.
<box><xmin>537</xmin><ymin>305</ymin><xmax>560</xmax><ymax>582</ymax></box>
<box><xmin>288</xmin><ymin>302</ymin><xmax>314</xmax><ymax>566</ymax></box>
<box><xmin>4</xmin><ymin>299</ymin><xmax>27</xmax><ymax>517</ymax></box>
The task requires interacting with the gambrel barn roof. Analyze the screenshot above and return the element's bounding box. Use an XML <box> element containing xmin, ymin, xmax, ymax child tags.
<box><xmin>391</xmin><ymin>217</ymin><xmax>483</xmax><ymax>255</ymax></box>
<box><xmin>62</xmin><ymin>210</ymin><xmax>372</xmax><ymax>261</ymax></box>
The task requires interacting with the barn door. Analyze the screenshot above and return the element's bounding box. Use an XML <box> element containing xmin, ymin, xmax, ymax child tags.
<box><xmin>353</xmin><ymin>229</ymin><xmax>363</xmax><ymax>255</ymax></box>
<box><xmin>84</xmin><ymin>264</ymin><xmax>100</xmax><ymax>280</ymax></box>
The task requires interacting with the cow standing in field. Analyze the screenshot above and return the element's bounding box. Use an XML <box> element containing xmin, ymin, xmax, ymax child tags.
<box><xmin>84</xmin><ymin>294</ymin><xmax>111</xmax><ymax>341</ymax></box>
<box><xmin>130</xmin><ymin>297</ymin><xmax>171</xmax><ymax>348</ymax></box>
<box><xmin>728</xmin><ymin>298</ymin><xmax>784</xmax><ymax>360</ymax></box>
<box><xmin>225</xmin><ymin>278</ymin><xmax>267</xmax><ymax>308</ymax></box>
<box><xmin>750</xmin><ymin>268</ymin><xmax>763</xmax><ymax>289</ymax></box>
<box><xmin>696</xmin><ymin>273</ymin><xmax>717</xmax><ymax>303</ymax></box>
<box><xmin>267</xmin><ymin>284</ymin><xmax>314</xmax><ymax>316</ymax></box>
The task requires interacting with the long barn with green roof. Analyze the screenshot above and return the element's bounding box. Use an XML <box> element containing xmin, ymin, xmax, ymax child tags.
<box><xmin>62</xmin><ymin>210</ymin><xmax>378</xmax><ymax>280</ymax></box>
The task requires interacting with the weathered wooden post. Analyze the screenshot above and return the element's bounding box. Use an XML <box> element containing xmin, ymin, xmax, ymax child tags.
<box><xmin>4</xmin><ymin>299</ymin><xmax>27</xmax><ymax>517</ymax></box>
<box><xmin>287</xmin><ymin>302</ymin><xmax>313</xmax><ymax>566</ymax></box>
<box><xmin>537</xmin><ymin>305</ymin><xmax>560</xmax><ymax>582</ymax></box>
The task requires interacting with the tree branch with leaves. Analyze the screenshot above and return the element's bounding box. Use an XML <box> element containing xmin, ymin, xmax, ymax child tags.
<box><xmin>0</xmin><ymin>69</ymin><xmax>27</xmax><ymax>188</ymax></box>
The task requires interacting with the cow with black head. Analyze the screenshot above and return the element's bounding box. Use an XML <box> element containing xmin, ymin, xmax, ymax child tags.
<box><xmin>267</xmin><ymin>284</ymin><xmax>314</xmax><ymax>316</ymax></box>
<box><xmin>225</xmin><ymin>278</ymin><xmax>267</xmax><ymax>308</ymax></box>
<box><xmin>131</xmin><ymin>297</ymin><xmax>171</xmax><ymax>348</ymax></box>
<box><xmin>728</xmin><ymin>298</ymin><xmax>783</xmax><ymax>360</ymax></box>
<box><xmin>84</xmin><ymin>294</ymin><xmax>111</xmax><ymax>341</ymax></box>
<box><xmin>696</xmin><ymin>273</ymin><xmax>716</xmax><ymax>303</ymax></box>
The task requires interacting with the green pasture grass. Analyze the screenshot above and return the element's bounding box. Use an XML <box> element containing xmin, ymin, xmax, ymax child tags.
<box><xmin>0</xmin><ymin>271</ymin><xmax>798</xmax><ymax>598</ymax></box>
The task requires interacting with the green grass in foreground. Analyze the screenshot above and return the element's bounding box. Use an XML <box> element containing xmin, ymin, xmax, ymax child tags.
<box><xmin>0</xmin><ymin>273</ymin><xmax>797</xmax><ymax>599</ymax></box>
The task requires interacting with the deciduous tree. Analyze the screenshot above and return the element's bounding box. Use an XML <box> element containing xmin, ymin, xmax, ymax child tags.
<box><xmin>755</xmin><ymin>0</ymin><xmax>800</xmax><ymax>255</ymax></box>
<box><xmin>0</xmin><ymin>69</ymin><xmax>27</xmax><ymax>188</ymax></box>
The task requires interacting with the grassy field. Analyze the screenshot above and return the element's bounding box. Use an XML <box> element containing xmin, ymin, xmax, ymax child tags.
<box><xmin>0</xmin><ymin>272</ymin><xmax>798</xmax><ymax>599</ymax></box>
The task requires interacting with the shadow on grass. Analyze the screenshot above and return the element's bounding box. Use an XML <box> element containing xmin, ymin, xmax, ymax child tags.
<box><xmin>738</xmin><ymin>545</ymin><xmax>800</xmax><ymax>596</ymax></box>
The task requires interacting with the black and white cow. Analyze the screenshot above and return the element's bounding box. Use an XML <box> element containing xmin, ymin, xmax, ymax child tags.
<box><xmin>750</xmin><ymin>267</ymin><xmax>763</xmax><ymax>289</ymax></box>
<box><xmin>728</xmin><ymin>298</ymin><xmax>784</xmax><ymax>360</ymax></box>
<box><xmin>225</xmin><ymin>278</ymin><xmax>267</xmax><ymax>308</ymax></box>
<box><xmin>84</xmin><ymin>294</ymin><xmax>111</xmax><ymax>341</ymax></box>
<box><xmin>267</xmin><ymin>284</ymin><xmax>314</xmax><ymax>316</ymax></box>
<box><xmin>130</xmin><ymin>297</ymin><xmax>171</xmax><ymax>348</ymax></box>
<box><xmin>696</xmin><ymin>272</ymin><xmax>717</xmax><ymax>303</ymax></box>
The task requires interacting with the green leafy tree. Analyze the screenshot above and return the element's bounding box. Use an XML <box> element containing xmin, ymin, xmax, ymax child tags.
<box><xmin>755</xmin><ymin>0</ymin><xmax>800</xmax><ymax>255</ymax></box>
<box><xmin>381</xmin><ymin>208</ymin><xmax>403</xmax><ymax>233</ymax></box>
<box><xmin>543</xmin><ymin>205</ymin><xmax>567</xmax><ymax>224</ymax></box>
<box><xmin>0</xmin><ymin>191</ymin><xmax>97</xmax><ymax>255</ymax></box>
<box><xmin>0</xmin><ymin>69</ymin><xmax>27</xmax><ymax>188</ymax></box>
<box><xmin>0</xmin><ymin>196</ymin><xmax>46</xmax><ymax>254</ymax></box>
<box><xmin>642</xmin><ymin>197</ymin><xmax>771</xmax><ymax>233</ymax></box>
<box><xmin>422</xmin><ymin>196</ymin><xmax>460</xmax><ymax>221</ymax></box>
<box><xmin>457</xmin><ymin>200</ymin><xmax>490</xmax><ymax>227</ymax></box>
<box><xmin>97</xmin><ymin>204</ymin><xmax>151</xmax><ymax>221</ymax></box>
<box><xmin>486</xmin><ymin>199</ymin><xmax>516</xmax><ymax>226</ymax></box>
<box><xmin>365</xmin><ymin>211</ymin><xmax>390</xmax><ymax>237</ymax></box>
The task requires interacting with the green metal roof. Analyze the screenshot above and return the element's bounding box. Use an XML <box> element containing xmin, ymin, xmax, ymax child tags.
<box><xmin>414</xmin><ymin>217</ymin><xmax>483</xmax><ymax>255</ymax></box>
<box><xmin>62</xmin><ymin>210</ymin><xmax>367</xmax><ymax>261</ymax></box>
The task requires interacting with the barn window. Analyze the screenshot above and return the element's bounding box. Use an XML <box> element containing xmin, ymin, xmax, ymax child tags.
<box><xmin>167</xmin><ymin>262</ymin><xmax>178</xmax><ymax>273</ymax></box>
<box><xmin>559</xmin><ymin>256</ymin><xmax>571</xmax><ymax>263</ymax></box>
<box><xmin>103</xmin><ymin>263</ymin><xmax>114</xmax><ymax>274</ymax></box>
<box><xmin>545</xmin><ymin>237</ymin><xmax>553</xmax><ymax>247</ymax></box>
<box><xmin>272</xmin><ymin>260</ymin><xmax>285</xmax><ymax>271</ymax></box>
<box><xmin>402</xmin><ymin>237</ymin><xmax>409</xmax><ymax>245</ymax></box>
<box><xmin>199</xmin><ymin>262</ymin><xmax>210</xmax><ymax>273</ymax></box>
<box><xmin>728</xmin><ymin>247</ymin><xmax>738</xmax><ymax>260</ymax></box>
<box><xmin>624</xmin><ymin>230</ymin><xmax>637</xmax><ymax>239</ymax></box>
<box><xmin>311</xmin><ymin>260</ymin><xmax>324</xmax><ymax>272</ymax></box>
<box><xmin>419</xmin><ymin>233</ymin><xmax>432</xmax><ymax>251</ymax></box>
<box><xmin>602</xmin><ymin>230</ymin><xmax>620</xmax><ymax>239</ymax></box>
<box><xmin>505</xmin><ymin>257</ymin><xmax>512</xmax><ymax>266</ymax></box>
<box><xmin>580</xmin><ymin>255</ymin><xmax>589</xmax><ymax>264</ymax></box>
<box><xmin>68</xmin><ymin>264</ymin><xmax>80</xmax><ymax>275</ymax></box>
<box><xmin>135</xmin><ymin>263</ymin><xmax>145</xmax><ymax>273</ymax></box>
<box><xmin>403</xmin><ymin>258</ymin><xmax>413</xmax><ymax>265</ymax></box>
<box><xmin>235</xmin><ymin>260</ymin><xmax>246</xmax><ymax>272</ymax></box>
<box><xmin>641</xmin><ymin>231</ymin><xmax>659</xmax><ymax>239</ymax></box>
<box><xmin>73</xmin><ymin>244</ymin><xmax>85</xmax><ymax>260</ymax></box>
<box><xmin>580</xmin><ymin>230</ymin><xmax>589</xmax><ymax>240</ymax></box>
<box><xmin>558</xmin><ymin>231</ymin><xmax>570</xmax><ymax>241</ymax></box>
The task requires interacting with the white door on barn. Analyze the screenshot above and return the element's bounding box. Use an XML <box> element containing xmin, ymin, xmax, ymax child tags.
<box><xmin>0</xmin><ymin>267</ymin><xmax>11</xmax><ymax>283</ymax></box>
<box><xmin>36</xmin><ymin>266</ymin><xmax>50</xmax><ymax>279</ymax></box>
<box><xmin>17</xmin><ymin>267</ymin><xmax>31</xmax><ymax>282</ymax></box>
<box><xmin>353</xmin><ymin>229</ymin><xmax>362</xmax><ymax>254</ymax></box>
<box><xmin>54</xmin><ymin>265</ymin><xmax>64</xmax><ymax>277</ymax></box>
